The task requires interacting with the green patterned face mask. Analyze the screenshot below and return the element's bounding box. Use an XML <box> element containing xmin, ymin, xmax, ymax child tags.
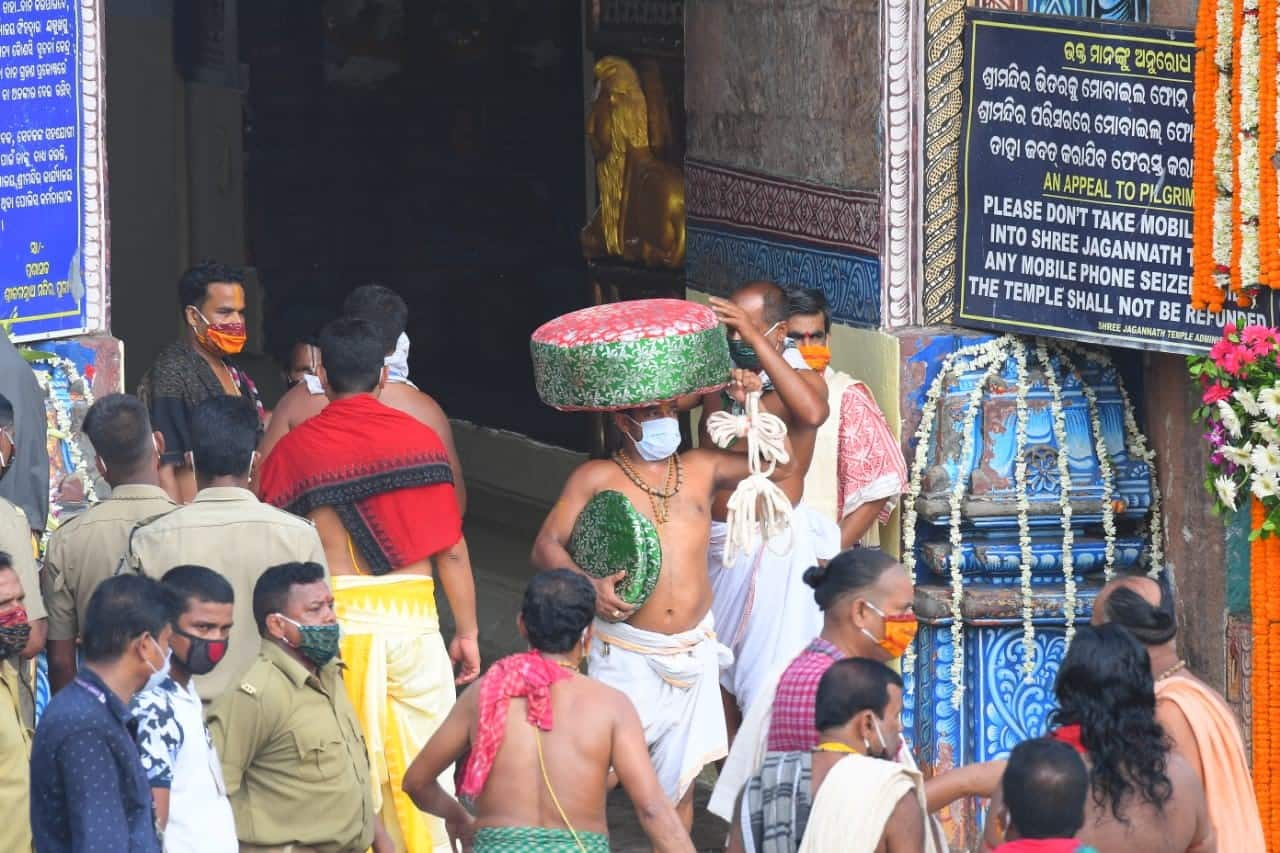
<box><xmin>278</xmin><ymin>615</ymin><xmax>341</xmax><ymax>667</ymax></box>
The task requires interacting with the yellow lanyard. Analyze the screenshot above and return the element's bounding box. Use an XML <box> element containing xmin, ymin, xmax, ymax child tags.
<box><xmin>815</xmin><ymin>741</ymin><xmax>857</xmax><ymax>754</ymax></box>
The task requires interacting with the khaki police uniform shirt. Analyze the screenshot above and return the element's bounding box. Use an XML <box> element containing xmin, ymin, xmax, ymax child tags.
<box><xmin>0</xmin><ymin>658</ymin><xmax>31</xmax><ymax>851</ymax></box>
<box><xmin>42</xmin><ymin>484</ymin><xmax>176</xmax><ymax>642</ymax></box>
<box><xmin>0</xmin><ymin>496</ymin><xmax>41</xmax><ymax>622</ymax></box>
<box><xmin>207</xmin><ymin>642</ymin><xmax>373</xmax><ymax>853</ymax></box>
<box><xmin>127</xmin><ymin>486</ymin><xmax>327</xmax><ymax>700</ymax></box>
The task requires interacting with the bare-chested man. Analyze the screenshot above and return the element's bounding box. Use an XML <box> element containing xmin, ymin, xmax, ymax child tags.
<box><xmin>259</xmin><ymin>316</ymin><xmax>477</xmax><ymax>853</ymax></box>
<box><xmin>260</xmin><ymin>283</ymin><xmax>467</xmax><ymax>514</ymax></box>
<box><xmin>699</xmin><ymin>282</ymin><xmax>838</xmax><ymax>728</ymax></box>
<box><xmin>984</xmin><ymin>624</ymin><xmax>1216</xmax><ymax>853</ymax></box>
<box><xmin>1093</xmin><ymin>575</ymin><xmax>1263</xmax><ymax>849</ymax></box>
<box><xmin>533</xmin><ymin>368</ymin><xmax>791</xmax><ymax>830</ymax></box>
<box><xmin>404</xmin><ymin>570</ymin><xmax>694</xmax><ymax>853</ymax></box>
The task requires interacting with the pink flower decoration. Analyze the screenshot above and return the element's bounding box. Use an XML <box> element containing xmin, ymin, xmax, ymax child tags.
<box><xmin>1242</xmin><ymin>325</ymin><xmax>1276</xmax><ymax>347</ymax></box>
<box><xmin>1203</xmin><ymin>384</ymin><xmax>1233</xmax><ymax>404</ymax></box>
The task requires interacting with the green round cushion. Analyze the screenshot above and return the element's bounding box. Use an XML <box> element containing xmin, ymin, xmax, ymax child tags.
<box><xmin>530</xmin><ymin>298</ymin><xmax>731</xmax><ymax>412</ymax></box>
<box><xmin>568</xmin><ymin>490</ymin><xmax>662</xmax><ymax>608</ymax></box>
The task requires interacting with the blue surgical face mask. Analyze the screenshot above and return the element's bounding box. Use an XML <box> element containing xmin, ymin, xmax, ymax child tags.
<box><xmin>627</xmin><ymin>415</ymin><xmax>681</xmax><ymax>461</ymax></box>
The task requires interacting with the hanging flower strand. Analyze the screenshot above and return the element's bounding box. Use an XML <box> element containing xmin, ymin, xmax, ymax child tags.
<box><xmin>901</xmin><ymin>336</ymin><xmax>1008</xmax><ymax>675</ymax></box>
<box><xmin>1011</xmin><ymin>339</ymin><xmax>1036</xmax><ymax>678</ymax></box>
<box><xmin>1035</xmin><ymin>343</ymin><xmax>1078</xmax><ymax>645</ymax></box>
<box><xmin>946</xmin><ymin>355</ymin><xmax>1002</xmax><ymax>708</ymax></box>
<box><xmin>1077</xmin><ymin>375</ymin><xmax>1118</xmax><ymax>580</ymax></box>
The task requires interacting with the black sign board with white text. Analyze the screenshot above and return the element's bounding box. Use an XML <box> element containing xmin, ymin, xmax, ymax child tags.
<box><xmin>954</xmin><ymin>9</ymin><xmax>1274</xmax><ymax>354</ymax></box>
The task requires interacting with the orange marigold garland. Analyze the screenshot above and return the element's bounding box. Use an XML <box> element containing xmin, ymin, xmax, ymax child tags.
<box><xmin>1254</xmin><ymin>500</ymin><xmax>1280</xmax><ymax>849</ymax></box>
<box><xmin>1262</xmin><ymin>0</ymin><xmax>1280</xmax><ymax>286</ymax></box>
<box><xmin>1193</xmin><ymin>0</ymin><xmax>1221</xmax><ymax>311</ymax></box>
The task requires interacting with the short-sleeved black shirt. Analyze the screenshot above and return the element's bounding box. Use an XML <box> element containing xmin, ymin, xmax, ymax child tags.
<box><xmin>137</xmin><ymin>340</ymin><xmax>264</xmax><ymax>466</ymax></box>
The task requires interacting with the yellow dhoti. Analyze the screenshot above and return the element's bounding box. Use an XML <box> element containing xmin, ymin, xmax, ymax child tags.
<box><xmin>334</xmin><ymin>574</ymin><xmax>456</xmax><ymax>853</ymax></box>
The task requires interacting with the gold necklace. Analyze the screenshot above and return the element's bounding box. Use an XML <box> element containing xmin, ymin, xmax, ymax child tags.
<box><xmin>1156</xmin><ymin>659</ymin><xmax>1187</xmax><ymax>681</ymax></box>
<box><xmin>613</xmin><ymin>449</ymin><xmax>683</xmax><ymax>524</ymax></box>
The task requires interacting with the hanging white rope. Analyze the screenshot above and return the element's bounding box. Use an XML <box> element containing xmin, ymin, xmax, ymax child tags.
<box><xmin>706</xmin><ymin>390</ymin><xmax>794</xmax><ymax>563</ymax></box>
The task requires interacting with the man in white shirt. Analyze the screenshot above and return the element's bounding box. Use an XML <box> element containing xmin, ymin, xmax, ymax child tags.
<box><xmin>131</xmin><ymin>565</ymin><xmax>237</xmax><ymax>852</ymax></box>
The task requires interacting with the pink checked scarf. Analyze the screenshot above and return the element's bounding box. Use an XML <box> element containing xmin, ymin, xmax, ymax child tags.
<box><xmin>458</xmin><ymin>651</ymin><xmax>573</xmax><ymax>799</ymax></box>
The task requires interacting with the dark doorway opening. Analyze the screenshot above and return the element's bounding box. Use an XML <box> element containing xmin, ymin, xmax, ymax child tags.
<box><xmin>240</xmin><ymin>0</ymin><xmax>590</xmax><ymax>450</ymax></box>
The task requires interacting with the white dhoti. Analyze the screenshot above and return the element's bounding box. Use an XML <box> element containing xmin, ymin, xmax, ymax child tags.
<box><xmin>586</xmin><ymin>612</ymin><xmax>733</xmax><ymax>802</ymax></box>
<box><xmin>708</xmin><ymin>503</ymin><xmax>840</xmax><ymax>712</ymax></box>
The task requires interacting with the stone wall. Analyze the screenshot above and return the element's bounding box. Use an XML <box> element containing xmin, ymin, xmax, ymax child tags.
<box><xmin>685</xmin><ymin>0</ymin><xmax>882</xmax><ymax>192</ymax></box>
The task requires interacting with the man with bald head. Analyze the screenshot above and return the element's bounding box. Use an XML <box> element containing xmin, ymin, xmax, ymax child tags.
<box><xmin>1094</xmin><ymin>573</ymin><xmax>1263</xmax><ymax>848</ymax></box>
<box><xmin>699</xmin><ymin>282</ymin><xmax>839</xmax><ymax>732</ymax></box>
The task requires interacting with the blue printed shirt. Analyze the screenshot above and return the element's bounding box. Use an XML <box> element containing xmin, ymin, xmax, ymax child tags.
<box><xmin>30</xmin><ymin>667</ymin><xmax>160</xmax><ymax>852</ymax></box>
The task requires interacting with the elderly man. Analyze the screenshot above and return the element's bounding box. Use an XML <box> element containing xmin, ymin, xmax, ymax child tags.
<box><xmin>259</xmin><ymin>317</ymin><xmax>478</xmax><ymax>852</ymax></box>
<box><xmin>1093</xmin><ymin>573</ymin><xmax>1264</xmax><ymax>849</ymax></box>
<box><xmin>207</xmin><ymin>561</ymin><xmax>389</xmax><ymax>853</ymax></box>
<box><xmin>140</xmin><ymin>261</ymin><xmax>263</xmax><ymax>503</ymax></box>
<box><xmin>786</xmin><ymin>289</ymin><xmax>907</xmax><ymax>549</ymax></box>
<box><xmin>44</xmin><ymin>393</ymin><xmax>176</xmax><ymax>692</ymax></box>
<box><xmin>403</xmin><ymin>570</ymin><xmax>693</xmax><ymax>853</ymax></box>
<box><xmin>699</xmin><ymin>281</ymin><xmax>839</xmax><ymax>725</ymax></box>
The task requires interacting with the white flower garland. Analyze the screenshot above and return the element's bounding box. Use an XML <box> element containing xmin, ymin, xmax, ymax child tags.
<box><xmin>1240</xmin><ymin>0</ymin><xmax>1262</xmax><ymax>291</ymax></box>
<box><xmin>900</xmin><ymin>336</ymin><xmax>1009</xmax><ymax>675</ymax></box>
<box><xmin>1212</xmin><ymin>0</ymin><xmax>1236</xmax><ymax>295</ymax></box>
<box><xmin>1035</xmin><ymin>343</ymin><xmax>1078</xmax><ymax>645</ymax></box>
<box><xmin>945</xmin><ymin>356</ymin><xmax>1003</xmax><ymax>708</ymax></box>
<box><xmin>901</xmin><ymin>335</ymin><xmax>1162</xmax><ymax>699</ymax></box>
<box><xmin>1078</xmin><ymin>377</ymin><xmax>1118</xmax><ymax>580</ymax></box>
<box><xmin>1050</xmin><ymin>340</ymin><xmax>1164</xmax><ymax>575</ymax></box>
<box><xmin>1011</xmin><ymin>339</ymin><xmax>1036</xmax><ymax>679</ymax></box>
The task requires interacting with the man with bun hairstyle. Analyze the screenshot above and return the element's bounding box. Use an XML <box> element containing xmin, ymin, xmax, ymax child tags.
<box><xmin>711</xmin><ymin>549</ymin><xmax>1000</xmax><ymax>832</ymax></box>
<box><xmin>1093</xmin><ymin>573</ymin><xmax>1263</xmax><ymax>849</ymax></box>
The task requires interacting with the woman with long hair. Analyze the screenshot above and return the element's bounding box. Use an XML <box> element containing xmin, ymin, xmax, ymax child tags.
<box><xmin>984</xmin><ymin>624</ymin><xmax>1216</xmax><ymax>852</ymax></box>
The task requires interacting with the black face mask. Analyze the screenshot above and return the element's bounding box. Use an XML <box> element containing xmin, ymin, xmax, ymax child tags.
<box><xmin>173</xmin><ymin>629</ymin><xmax>228</xmax><ymax>676</ymax></box>
<box><xmin>0</xmin><ymin>622</ymin><xmax>29</xmax><ymax>658</ymax></box>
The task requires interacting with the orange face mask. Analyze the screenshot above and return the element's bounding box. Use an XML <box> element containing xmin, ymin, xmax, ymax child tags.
<box><xmin>193</xmin><ymin>309</ymin><xmax>247</xmax><ymax>355</ymax></box>
<box><xmin>797</xmin><ymin>344</ymin><xmax>831</xmax><ymax>372</ymax></box>
<box><xmin>863</xmin><ymin>601</ymin><xmax>918</xmax><ymax>659</ymax></box>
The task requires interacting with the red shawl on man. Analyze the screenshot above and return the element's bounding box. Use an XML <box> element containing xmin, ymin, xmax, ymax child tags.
<box><xmin>458</xmin><ymin>651</ymin><xmax>572</xmax><ymax>799</ymax></box>
<box><xmin>259</xmin><ymin>394</ymin><xmax>461</xmax><ymax>574</ymax></box>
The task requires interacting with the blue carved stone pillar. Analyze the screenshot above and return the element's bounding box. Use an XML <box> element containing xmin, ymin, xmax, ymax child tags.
<box><xmin>898</xmin><ymin>329</ymin><xmax>1156</xmax><ymax>848</ymax></box>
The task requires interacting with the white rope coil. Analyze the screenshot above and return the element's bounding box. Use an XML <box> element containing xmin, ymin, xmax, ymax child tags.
<box><xmin>706</xmin><ymin>391</ymin><xmax>794</xmax><ymax>563</ymax></box>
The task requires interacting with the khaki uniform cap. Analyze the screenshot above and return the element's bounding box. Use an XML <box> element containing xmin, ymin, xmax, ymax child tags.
<box><xmin>207</xmin><ymin>642</ymin><xmax>374</xmax><ymax>853</ymax></box>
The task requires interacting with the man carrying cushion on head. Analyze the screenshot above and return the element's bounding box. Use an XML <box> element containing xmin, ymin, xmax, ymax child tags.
<box><xmin>531</xmin><ymin>298</ymin><xmax>796</xmax><ymax>831</ymax></box>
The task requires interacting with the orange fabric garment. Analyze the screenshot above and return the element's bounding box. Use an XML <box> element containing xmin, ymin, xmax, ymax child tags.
<box><xmin>1157</xmin><ymin>673</ymin><xmax>1265</xmax><ymax>850</ymax></box>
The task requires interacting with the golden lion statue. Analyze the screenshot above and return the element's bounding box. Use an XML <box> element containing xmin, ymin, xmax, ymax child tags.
<box><xmin>582</xmin><ymin>57</ymin><xmax>685</xmax><ymax>268</ymax></box>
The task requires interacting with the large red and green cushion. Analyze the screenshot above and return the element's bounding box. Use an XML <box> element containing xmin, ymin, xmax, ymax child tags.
<box><xmin>530</xmin><ymin>298</ymin><xmax>731</xmax><ymax>412</ymax></box>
